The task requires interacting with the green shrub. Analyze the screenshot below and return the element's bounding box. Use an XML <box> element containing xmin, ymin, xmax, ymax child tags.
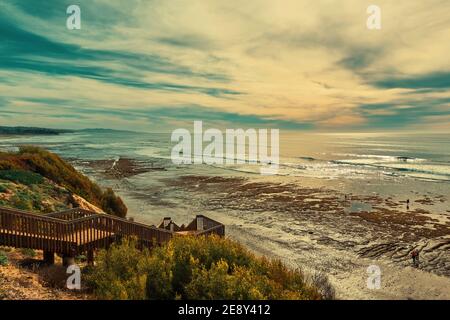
<box><xmin>75</xmin><ymin>255</ymin><xmax>87</xmax><ymax>263</ymax></box>
<box><xmin>87</xmin><ymin>236</ymin><xmax>328</xmax><ymax>300</ymax></box>
<box><xmin>17</xmin><ymin>146</ymin><xmax>104</xmax><ymax>204</ymax></box>
<box><xmin>1</xmin><ymin>187</ymin><xmax>48</xmax><ymax>212</ymax></box>
<box><xmin>0</xmin><ymin>169</ymin><xmax>44</xmax><ymax>186</ymax></box>
<box><xmin>101</xmin><ymin>188</ymin><xmax>127</xmax><ymax>218</ymax></box>
<box><xmin>0</xmin><ymin>251</ymin><xmax>8</xmax><ymax>266</ymax></box>
<box><xmin>10</xmin><ymin>194</ymin><xmax>33</xmax><ymax>211</ymax></box>
<box><xmin>147</xmin><ymin>235</ymin><xmax>323</xmax><ymax>300</ymax></box>
<box><xmin>85</xmin><ymin>238</ymin><xmax>150</xmax><ymax>300</ymax></box>
<box><xmin>0</xmin><ymin>184</ymin><xmax>8</xmax><ymax>193</ymax></box>
<box><xmin>20</xmin><ymin>248</ymin><xmax>36</xmax><ymax>258</ymax></box>
<box><xmin>185</xmin><ymin>260</ymin><xmax>267</xmax><ymax>299</ymax></box>
<box><xmin>0</xmin><ymin>147</ymin><xmax>127</xmax><ymax>217</ymax></box>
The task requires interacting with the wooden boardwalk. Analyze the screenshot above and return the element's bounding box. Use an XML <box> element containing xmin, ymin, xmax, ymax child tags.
<box><xmin>0</xmin><ymin>206</ymin><xmax>224</xmax><ymax>263</ymax></box>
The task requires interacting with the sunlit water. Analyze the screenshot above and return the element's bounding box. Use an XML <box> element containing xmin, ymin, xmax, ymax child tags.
<box><xmin>1</xmin><ymin>130</ymin><xmax>450</xmax><ymax>214</ymax></box>
<box><xmin>2</xmin><ymin>130</ymin><xmax>449</xmax><ymax>181</ymax></box>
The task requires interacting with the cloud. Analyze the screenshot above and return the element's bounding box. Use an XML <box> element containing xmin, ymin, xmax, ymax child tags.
<box><xmin>372</xmin><ymin>72</ymin><xmax>450</xmax><ymax>89</ymax></box>
<box><xmin>0</xmin><ymin>0</ymin><xmax>449</xmax><ymax>131</ymax></box>
<box><xmin>0</xmin><ymin>13</ymin><xmax>237</xmax><ymax>98</ymax></box>
<box><xmin>359</xmin><ymin>97</ymin><xmax>450</xmax><ymax>128</ymax></box>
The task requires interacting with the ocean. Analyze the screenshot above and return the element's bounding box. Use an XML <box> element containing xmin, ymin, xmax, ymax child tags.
<box><xmin>2</xmin><ymin>129</ymin><xmax>450</xmax><ymax>182</ymax></box>
<box><xmin>2</xmin><ymin>128</ymin><xmax>449</xmax><ymax>214</ymax></box>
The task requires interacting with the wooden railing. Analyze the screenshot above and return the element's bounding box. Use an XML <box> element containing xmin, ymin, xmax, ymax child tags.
<box><xmin>0</xmin><ymin>206</ymin><xmax>173</xmax><ymax>255</ymax></box>
<box><xmin>44</xmin><ymin>208</ymin><xmax>99</xmax><ymax>221</ymax></box>
<box><xmin>0</xmin><ymin>207</ymin><xmax>225</xmax><ymax>257</ymax></box>
<box><xmin>196</xmin><ymin>224</ymin><xmax>225</xmax><ymax>237</ymax></box>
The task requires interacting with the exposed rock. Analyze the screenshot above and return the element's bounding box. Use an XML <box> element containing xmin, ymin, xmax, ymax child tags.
<box><xmin>70</xmin><ymin>194</ymin><xmax>104</xmax><ymax>214</ymax></box>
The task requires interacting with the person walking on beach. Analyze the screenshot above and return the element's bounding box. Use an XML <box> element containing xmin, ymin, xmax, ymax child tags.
<box><xmin>411</xmin><ymin>249</ymin><xmax>420</xmax><ymax>267</ymax></box>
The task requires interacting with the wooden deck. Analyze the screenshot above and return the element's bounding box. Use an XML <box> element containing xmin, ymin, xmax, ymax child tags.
<box><xmin>0</xmin><ymin>207</ymin><xmax>224</xmax><ymax>259</ymax></box>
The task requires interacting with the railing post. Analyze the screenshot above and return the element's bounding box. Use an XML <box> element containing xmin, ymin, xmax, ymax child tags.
<box><xmin>43</xmin><ymin>251</ymin><xmax>55</xmax><ymax>265</ymax></box>
<box><xmin>62</xmin><ymin>254</ymin><xmax>75</xmax><ymax>267</ymax></box>
<box><xmin>196</xmin><ymin>216</ymin><xmax>204</xmax><ymax>231</ymax></box>
<box><xmin>62</xmin><ymin>247</ymin><xmax>76</xmax><ymax>267</ymax></box>
<box><xmin>87</xmin><ymin>249</ymin><xmax>94</xmax><ymax>266</ymax></box>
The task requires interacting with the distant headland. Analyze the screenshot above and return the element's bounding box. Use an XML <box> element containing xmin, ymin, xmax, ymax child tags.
<box><xmin>0</xmin><ymin>126</ymin><xmax>73</xmax><ymax>135</ymax></box>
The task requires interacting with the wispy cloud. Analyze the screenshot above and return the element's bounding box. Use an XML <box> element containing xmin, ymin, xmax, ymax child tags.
<box><xmin>0</xmin><ymin>0</ymin><xmax>449</xmax><ymax>131</ymax></box>
<box><xmin>372</xmin><ymin>72</ymin><xmax>450</xmax><ymax>90</ymax></box>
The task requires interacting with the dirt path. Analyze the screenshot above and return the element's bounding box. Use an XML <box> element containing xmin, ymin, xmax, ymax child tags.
<box><xmin>0</xmin><ymin>249</ymin><xmax>89</xmax><ymax>300</ymax></box>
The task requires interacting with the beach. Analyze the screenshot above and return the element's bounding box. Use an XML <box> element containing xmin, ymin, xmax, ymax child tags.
<box><xmin>78</xmin><ymin>156</ymin><xmax>450</xmax><ymax>300</ymax></box>
<box><xmin>1</xmin><ymin>130</ymin><xmax>449</xmax><ymax>299</ymax></box>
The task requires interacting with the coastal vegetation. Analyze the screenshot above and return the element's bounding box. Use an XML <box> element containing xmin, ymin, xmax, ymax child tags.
<box><xmin>0</xmin><ymin>146</ymin><xmax>127</xmax><ymax>217</ymax></box>
<box><xmin>86</xmin><ymin>236</ymin><xmax>333</xmax><ymax>300</ymax></box>
<box><xmin>0</xmin><ymin>251</ymin><xmax>8</xmax><ymax>266</ymax></box>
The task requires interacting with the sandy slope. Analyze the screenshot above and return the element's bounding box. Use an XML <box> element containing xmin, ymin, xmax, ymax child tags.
<box><xmin>330</xmin><ymin>260</ymin><xmax>450</xmax><ymax>300</ymax></box>
<box><xmin>0</xmin><ymin>249</ymin><xmax>88</xmax><ymax>300</ymax></box>
<box><xmin>0</xmin><ymin>264</ymin><xmax>79</xmax><ymax>300</ymax></box>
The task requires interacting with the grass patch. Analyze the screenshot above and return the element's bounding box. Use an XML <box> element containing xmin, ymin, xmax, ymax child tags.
<box><xmin>0</xmin><ymin>183</ymin><xmax>8</xmax><ymax>193</ymax></box>
<box><xmin>0</xmin><ymin>147</ymin><xmax>127</xmax><ymax>217</ymax></box>
<box><xmin>0</xmin><ymin>169</ymin><xmax>43</xmax><ymax>186</ymax></box>
<box><xmin>19</xmin><ymin>248</ymin><xmax>36</xmax><ymax>258</ymax></box>
<box><xmin>9</xmin><ymin>188</ymin><xmax>43</xmax><ymax>211</ymax></box>
<box><xmin>0</xmin><ymin>183</ymin><xmax>65</xmax><ymax>213</ymax></box>
<box><xmin>0</xmin><ymin>251</ymin><xmax>8</xmax><ymax>266</ymax></box>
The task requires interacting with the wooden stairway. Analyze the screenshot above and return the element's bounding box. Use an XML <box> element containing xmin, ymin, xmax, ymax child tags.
<box><xmin>0</xmin><ymin>206</ymin><xmax>224</xmax><ymax>263</ymax></box>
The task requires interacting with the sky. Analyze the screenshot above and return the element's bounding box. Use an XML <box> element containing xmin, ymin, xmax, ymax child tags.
<box><xmin>0</xmin><ymin>0</ymin><xmax>449</xmax><ymax>132</ymax></box>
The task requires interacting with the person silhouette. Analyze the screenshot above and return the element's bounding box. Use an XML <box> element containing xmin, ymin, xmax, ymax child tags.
<box><xmin>411</xmin><ymin>249</ymin><xmax>420</xmax><ymax>267</ymax></box>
